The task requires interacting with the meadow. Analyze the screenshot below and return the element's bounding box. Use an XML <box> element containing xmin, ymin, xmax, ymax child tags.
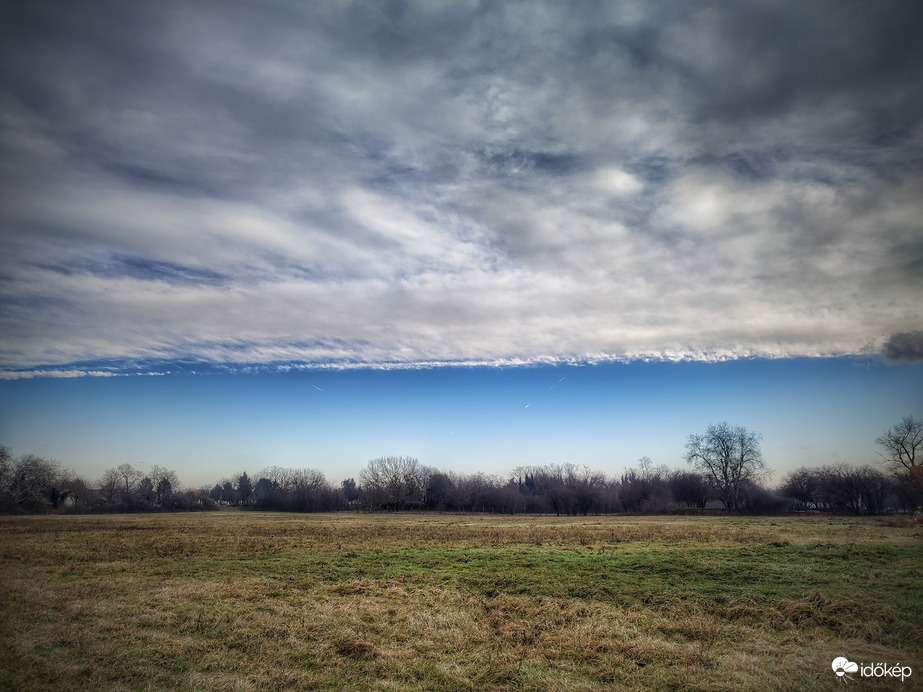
<box><xmin>1</xmin><ymin>512</ymin><xmax>920</xmax><ymax>691</ymax></box>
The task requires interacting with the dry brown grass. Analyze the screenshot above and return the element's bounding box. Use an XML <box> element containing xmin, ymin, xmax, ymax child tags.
<box><xmin>1</xmin><ymin>512</ymin><xmax>920</xmax><ymax>691</ymax></box>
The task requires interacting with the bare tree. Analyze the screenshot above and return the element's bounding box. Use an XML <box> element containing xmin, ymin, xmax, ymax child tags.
<box><xmin>876</xmin><ymin>415</ymin><xmax>922</xmax><ymax>475</ymax></box>
<box><xmin>0</xmin><ymin>446</ymin><xmax>12</xmax><ymax>511</ymax></box>
<box><xmin>780</xmin><ymin>467</ymin><xmax>819</xmax><ymax>510</ymax></box>
<box><xmin>539</xmin><ymin>463</ymin><xmax>574</xmax><ymax>516</ymax></box>
<box><xmin>57</xmin><ymin>469</ymin><xmax>89</xmax><ymax>509</ymax></box>
<box><xmin>568</xmin><ymin>464</ymin><xmax>606</xmax><ymax>516</ymax></box>
<box><xmin>424</xmin><ymin>471</ymin><xmax>454</xmax><ymax>511</ymax></box>
<box><xmin>617</xmin><ymin>458</ymin><xmax>671</xmax><ymax>513</ymax></box>
<box><xmin>288</xmin><ymin>468</ymin><xmax>332</xmax><ymax>511</ymax></box>
<box><xmin>445</xmin><ymin>472</ymin><xmax>476</xmax><ymax>511</ymax></box>
<box><xmin>9</xmin><ymin>454</ymin><xmax>61</xmax><ymax>510</ymax></box>
<box><xmin>669</xmin><ymin>470</ymin><xmax>711</xmax><ymax>509</ymax></box>
<box><xmin>855</xmin><ymin>466</ymin><xmax>892</xmax><ymax>515</ymax></box>
<box><xmin>116</xmin><ymin>463</ymin><xmax>143</xmax><ymax>497</ymax></box>
<box><xmin>617</xmin><ymin>467</ymin><xmax>651</xmax><ymax>513</ymax></box>
<box><xmin>497</xmin><ymin>480</ymin><xmax>528</xmax><ymax>514</ymax></box>
<box><xmin>877</xmin><ymin>415</ymin><xmax>923</xmax><ymax>510</ymax></box>
<box><xmin>148</xmin><ymin>465</ymin><xmax>180</xmax><ymax>505</ymax></box>
<box><xmin>685</xmin><ymin>423</ymin><xmax>770</xmax><ymax>509</ymax></box>
<box><xmin>806</xmin><ymin>464</ymin><xmax>894</xmax><ymax>514</ymax></box>
<box><xmin>98</xmin><ymin>467</ymin><xmax>121</xmax><ymax>506</ymax></box>
<box><xmin>360</xmin><ymin>456</ymin><xmax>428</xmax><ymax>510</ymax></box>
<box><xmin>466</xmin><ymin>472</ymin><xmax>505</xmax><ymax>513</ymax></box>
<box><xmin>254</xmin><ymin>466</ymin><xmax>290</xmax><ymax>509</ymax></box>
<box><xmin>0</xmin><ymin>445</ymin><xmax>11</xmax><ymax>477</ymax></box>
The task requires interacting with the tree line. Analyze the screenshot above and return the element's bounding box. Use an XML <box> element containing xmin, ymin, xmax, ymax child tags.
<box><xmin>2</xmin><ymin>416</ymin><xmax>920</xmax><ymax>515</ymax></box>
<box><xmin>0</xmin><ymin>451</ymin><xmax>212</xmax><ymax>513</ymax></box>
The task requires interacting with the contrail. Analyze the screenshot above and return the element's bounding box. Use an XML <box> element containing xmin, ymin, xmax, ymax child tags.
<box><xmin>311</xmin><ymin>384</ymin><xmax>323</xmax><ymax>392</ymax></box>
<box><xmin>549</xmin><ymin>366</ymin><xmax>579</xmax><ymax>389</ymax></box>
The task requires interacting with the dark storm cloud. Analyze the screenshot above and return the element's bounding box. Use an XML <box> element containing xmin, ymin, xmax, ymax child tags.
<box><xmin>1</xmin><ymin>0</ymin><xmax>922</xmax><ymax>375</ymax></box>
<box><xmin>882</xmin><ymin>331</ymin><xmax>923</xmax><ymax>364</ymax></box>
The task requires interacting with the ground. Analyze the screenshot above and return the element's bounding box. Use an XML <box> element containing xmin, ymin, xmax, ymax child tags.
<box><xmin>1</xmin><ymin>512</ymin><xmax>920</xmax><ymax>691</ymax></box>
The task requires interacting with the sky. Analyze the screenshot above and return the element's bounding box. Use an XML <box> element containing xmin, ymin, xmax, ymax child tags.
<box><xmin>0</xmin><ymin>1</ymin><xmax>921</xmax><ymax>488</ymax></box>
<box><xmin>0</xmin><ymin>358</ymin><xmax>921</xmax><ymax>488</ymax></box>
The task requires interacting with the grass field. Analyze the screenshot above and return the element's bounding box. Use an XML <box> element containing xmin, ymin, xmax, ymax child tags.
<box><xmin>1</xmin><ymin>512</ymin><xmax>920</xmax><ymax>691</ymax></box>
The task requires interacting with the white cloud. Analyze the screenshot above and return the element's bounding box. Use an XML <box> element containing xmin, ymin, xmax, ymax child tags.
<box><xmin>0</xmin><ymin>370</ymin><xmax>115</xmax><ymax>380</ymax></box>
<box><xmin>1</xmin><ymin>1</ymin><xmax>921</xmax><ymax>375</ymax></box>
<box><xmin>592</xmin><ymin>168</ymin><xmax>644</xmax><ymax>197</ymax></box>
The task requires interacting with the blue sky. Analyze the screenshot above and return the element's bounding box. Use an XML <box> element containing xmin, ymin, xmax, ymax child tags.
<box><xmin>1</xmin><ymin>358</ymin><xmax>919</xmax><ymax>488</ymax></box>
<box><xmin>1</xmin><ymin>1</ymin><xmax>921</xmax><ymax>487</ymax></box>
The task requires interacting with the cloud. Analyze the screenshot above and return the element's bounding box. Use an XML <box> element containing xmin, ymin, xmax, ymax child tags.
<box><xmin>881</xmin><ymin>331</ymin><xmax>923</xmax><ymax>364</ymax></box>
<box><xmin>0</xmin><ymin>370</ymin><xmax>116</xmax><ymax>380</ymax></box>
<box><xmin>1</xmin><ymin>1</ymin><xmax>922</xmax><ymax>374</ymax></box>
